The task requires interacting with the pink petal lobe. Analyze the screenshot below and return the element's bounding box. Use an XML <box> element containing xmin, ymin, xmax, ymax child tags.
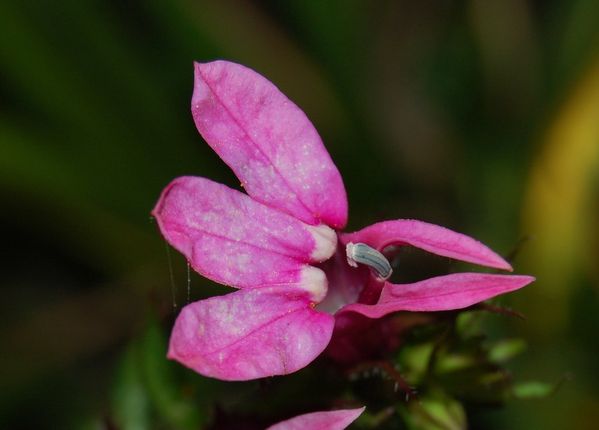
<box><xmin>342</xmin><ymin>220</ymin><xmax>513</xmax><ymax>270</ymax></box>
<box><xmin>168</xmin><ymin>286</ymin><xmax>335</xmax><ymax>381</ymax></box>
<box><xmin>152</xmin><ymin>176</ymin><xmax>335</xmax><ymax>298</ymax></box>
<box><xmin>267</xmin><ymin>408</ymin><xmax>365</xmax><ymax>430</ymax></box>
<box><xmin>191</xmin><ymin>60</ymin><xmax>347</xmax><ymax>228</ymax></box>
<box><xmin>340</xmin><ymin>273</ymin><xmax>534</xmax><ymax>318</ymax></box>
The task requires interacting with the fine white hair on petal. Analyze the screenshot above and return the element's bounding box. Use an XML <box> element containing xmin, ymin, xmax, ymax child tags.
<box><xmin>306</xmin><ymin>224</ymin><xmax>337</xmax><ymax>262</ymax></box>
<box><xmin>299</xmin><ymin>266</ymin><xmax>328</xmax><ymax>303</ymax></box>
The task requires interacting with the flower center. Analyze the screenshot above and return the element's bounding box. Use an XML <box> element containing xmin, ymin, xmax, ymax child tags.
<box><xmin>345</xmin><ymin>242</ymin><xmax>393</xmax><ymax>281</ymax></box>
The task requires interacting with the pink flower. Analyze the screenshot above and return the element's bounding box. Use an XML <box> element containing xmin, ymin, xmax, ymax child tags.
<box><xmin>266</xmin><ymin>408</ymin><xmax>365</xmax><ymax>430</ymax></box>
<box><xmin>152</xmin><ymin>60</ymin><xmax>534</xmax><ymax>381</ymax></box>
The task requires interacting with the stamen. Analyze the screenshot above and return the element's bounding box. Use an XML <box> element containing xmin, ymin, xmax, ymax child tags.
<box><xmin>346</xmin><ymin>242</ymin><xmax>393</xmax><ymax>281</ymax></box>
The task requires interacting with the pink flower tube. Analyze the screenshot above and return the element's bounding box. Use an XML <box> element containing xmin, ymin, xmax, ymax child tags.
<box><xmin>152</xmin><ymin>60</ymin><xmax>534</xmax><ymax>381</ymax></box>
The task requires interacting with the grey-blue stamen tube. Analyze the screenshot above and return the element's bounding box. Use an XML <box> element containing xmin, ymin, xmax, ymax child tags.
<box><xmin>345</xmin><ymin>242</ymin><xmax>393</xmax><ymax>281</ymax></box>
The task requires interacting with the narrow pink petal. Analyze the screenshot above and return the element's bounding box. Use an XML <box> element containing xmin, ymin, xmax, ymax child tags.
<box><xmin>191</xmin><ymin>60</ymin><xmax>348</xmax><ymax>228</ymax></box>
<box><xmin>340</xmin><ymin>273</ymin><xmax>534</xmax><ymax>318</ymax></box>
<box><xmin>152</xmin><ymin>176</ymin><xmax>336</xmax><ymax>298</ymax></box>
<box><xmin>168</xmin><ymin>286</ymin><xmax>335</xmax><ymax>381</ymax></box>
<box><xmin>267</xmin><ymin>408</ymin><xmax>365</xmax><ymax>430</ymax></box>
<box><xmin>342</xmin><ymin>219</ymin><xmax>513</xmax><ymax>270</ymax></box>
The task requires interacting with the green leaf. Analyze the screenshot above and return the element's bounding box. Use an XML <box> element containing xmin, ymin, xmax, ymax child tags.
<box><xmin>400</xmin><ymin>391</ymin><xmax>467</xmax><ymax>430</ymax></box>
<box><xmin>141</xmin><ymin>320</ymin><xmax>205</xmax><ymax>430</ymax></box>
<box><xmin>512</xmin><ymin>380</ymin><xmax>558</xmax><ymax>399</ymax></box>
<box><xmin>398</xmin><ymin>342</ymin><xmax>435</xmax><ymax>384</ymax></box>
<box><xmin>111</xmin><ymin>345</ymin><xmax>151</xmax><ymax>430</ymax></box>
<box><xmin>488</xmin><ymin>338</ymin><xmax>527</xmax><ymax>364</ymax></box>
<box><xmin>435</xmin><ymin>353</ymin><xmax>478</xmax><ymax>374</ymax></box>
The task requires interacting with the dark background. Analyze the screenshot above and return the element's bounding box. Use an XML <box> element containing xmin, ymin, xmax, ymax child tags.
<box><xmin>1</xmin><ymin>1</ymin><xmax>598</xmax><ymax>429</ymax></box>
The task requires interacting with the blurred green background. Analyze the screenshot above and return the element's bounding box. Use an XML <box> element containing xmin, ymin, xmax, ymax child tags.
<box><xmin>1</xmin><ymin>0</ymin><xmax>598</xmax><ymax>429</ymax></box>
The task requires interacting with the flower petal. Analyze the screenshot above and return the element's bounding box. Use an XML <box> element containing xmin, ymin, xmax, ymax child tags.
<box><xmin>342</xmin><ymin>220</ymin><xmax>513</xmax><ymax>270</ymax></box>
<box><xmin>191</xmin><ymin>60</ymin><xmax>348</xmax><ymax>228</ymax></box>
<box><xmin>168</xmin><ymin>286</ymin><xmax>335</xmax><ymax>381</ymax></box>
<box><xmin>152</xmin><ymin>176</ymin><xmax>336</xmax><ymax>299</ymax></box>
<box><xmin>340</xmin><ymin>273</ymin><xmax>534</xmax><ymax>318</ymax></box>
<box><xmin>266</xmin><ymin>408</ymin><xmax>365</xmax><ymax>430</ymax></box>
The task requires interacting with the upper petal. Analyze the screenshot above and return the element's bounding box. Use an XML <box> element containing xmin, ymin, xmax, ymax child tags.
<box><xmin>340</xmin><ymin>273</ymin><xmax>535</xmax><ymax>318</ymax></box>
<box><xmin>191</xmin><ymin>60</ymin><xmax>347</xmax><ymax>228</ymax></box>
<box><xmin>341</xmin><ymin>219</ymin><xmax>512</xmax><ymax>271</ymax></box>
<box><xmin>152</xmin><ymin>176</ymin><xmax>336</xmax><ymax>299</ymax></box>
<box><xmin>167</xmin><ymin>286</ymin><xmax>335</xmax><ymax>381</ymax></box>
<box><xmin>266</xmin><ymin>408</ymin><xmax>365</xmax><ymax>430</ymax></box>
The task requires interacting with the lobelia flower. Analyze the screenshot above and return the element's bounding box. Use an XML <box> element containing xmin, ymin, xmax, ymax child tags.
<box><xmin>153</xmin><ymin>60</ymin><xmax>534</xmax><ymax>381</ymax></box>
<box><xmin>266</xmin><ymin>408</ymin><xmax>365</xmax><ymax>430</ymax></box>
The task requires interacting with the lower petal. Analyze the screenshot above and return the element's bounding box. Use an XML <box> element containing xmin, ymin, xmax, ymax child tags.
<box><xmin>340</xmin><ymin>273</ymin><xmax>534</xmax><ymax>318</ymax></box>
<box><xmin>168</xmin><ymin>286</ymin><xmax>334</xmax><ymax>380</ymax></box>
<box><xmin>266</xmin><ymin>408</ymin><xmax>365</xmax><ymax>430</ymax></box>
